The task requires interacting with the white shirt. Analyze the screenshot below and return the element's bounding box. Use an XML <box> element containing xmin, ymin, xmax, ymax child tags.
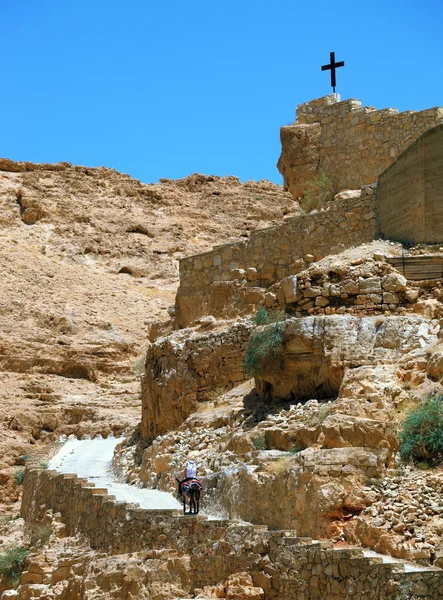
<box><xmin>186</xmin><ymin>460</ymin><xmax>197</xmax><ymax>478</ymax></box>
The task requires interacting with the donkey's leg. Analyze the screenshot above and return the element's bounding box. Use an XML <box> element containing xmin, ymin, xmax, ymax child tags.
<box><xmin>183</xmin><ymin>497</ymin><xmax>186</xmax><ymax>515</ymax></box>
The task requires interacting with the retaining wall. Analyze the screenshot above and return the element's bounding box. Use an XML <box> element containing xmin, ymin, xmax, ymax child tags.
<box><xmin>176</xmin><ymin>189</ymin><xmax>377</xmax><ymax>327</ymax></box>
<box><xmin>21</xmin><ymin>468</ymin><xmax>443</xmax><ymax>599</ymax></box>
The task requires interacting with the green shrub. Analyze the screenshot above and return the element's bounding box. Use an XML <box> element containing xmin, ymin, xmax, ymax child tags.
<box><xmin>39</xmin><ymin>461</ymin><xmax>49</xmax><ymax>470</ymax></box>
<box><xmin>0</xmin><ymin>547</ymin><xmax>28</xmax><ymax>585</ymax></box>
<box><xmin>253</xmin><ymin>307</ymin><xmax>269</xmax><ymax>325</ymax></box>
<box><xmin>288</xmin><ymin>446</ymin><xmax>303</xmax><ymax>454</ymax></box>
<box><xmin>17</xmin><ymin>455</ymin><xmax>30</xmax><ymax>466</ymax></box>
<box><xmin>13</xmin><ymin>470</ymin><xmax>25</xmax><ymax>486</ymax></box>
<box><xmin>399</xmin><ymin>395</ymin><xmax>443</xmax><ymax>466</ymax></box>
<box><xmin>252</xmin><ymin>436</ymin><xmax>267</xmax><ymax>451</ymax></box>
<box><xmin>244</xmin><ymin>323</ymin><xmax>284</xmax><ymax>378</ymax></box>
<box><xmin>252</xmin><ymin>307</ymin><xmax>286</xmax><ymax>326</ymax></box>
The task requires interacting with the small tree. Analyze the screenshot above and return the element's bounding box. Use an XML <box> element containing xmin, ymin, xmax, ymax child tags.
<box><xmin>0</xmin><ymin>547</ymin><xmax>28</xmax><ymax>586</ymax></box>
<box><xmin>399</xmin><ymin>395</ymin><xmax>443</xmax><ymax>466</ymax></box>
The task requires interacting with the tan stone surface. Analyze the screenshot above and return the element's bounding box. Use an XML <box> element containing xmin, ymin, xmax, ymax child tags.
<box><xmin>378</xmin><ymin>124</ymin><xmax>443</xmax><ymax>244</ymax></box>
<box><xmin>277</xmin><ymin>95</ymin><xmax>443</xmax><ymax>204</ymax></box>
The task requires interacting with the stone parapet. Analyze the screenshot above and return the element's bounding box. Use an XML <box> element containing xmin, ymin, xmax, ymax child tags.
<box><xmin>20</xmin><ymin>467</ymin><xmax>443</xmax><ymax>599</ymax></box>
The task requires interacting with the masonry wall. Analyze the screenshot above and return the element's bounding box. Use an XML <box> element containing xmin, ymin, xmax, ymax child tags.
<box><xmin>277</xmin><ymin>94</ymin><xmax>443</xmax><ymax>199</ymax></box>
<box><xmin>21</xmin><ymin>467</ymin><xmax>443</xmax><ymax>599</ymax></box>
<box><xmin>176</xmin><ymin>188</ymin><xmax>377</xmax><ymax>327</ymax></box>
<box><xmin>377</xmin><ymin>124</ymin><xmax>443</xmax><ymax>244</ymax></box>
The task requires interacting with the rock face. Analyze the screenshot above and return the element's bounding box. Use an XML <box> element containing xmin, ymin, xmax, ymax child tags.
<box><xmin>141</xmin><ymin>321</ymin><xmax>253</xmax><ymax>440</ymax></box>
<box><xmin>254</xmin><ymin>315</ymin><xmax>440</xmax><ymax>402</ymax></box>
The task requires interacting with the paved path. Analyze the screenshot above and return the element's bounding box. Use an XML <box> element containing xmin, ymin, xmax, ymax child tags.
<box><xmin>49</xmin><ymin>437</ymin><xmax>181</xmax><ymax>510</ymax></box>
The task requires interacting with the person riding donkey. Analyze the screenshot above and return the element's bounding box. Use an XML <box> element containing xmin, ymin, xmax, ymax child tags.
<box><xmin>177</xmin><ymin>459</ymin><xmax>202</xmax><ymax>514</ymax></box>
<box><xmin>177</xmin><ymin>459</ymin><xmax>198</xmax><ymax>495</ymax></box>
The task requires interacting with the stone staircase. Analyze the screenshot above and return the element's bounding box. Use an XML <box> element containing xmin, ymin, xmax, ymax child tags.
<box><xmin>18</xmin><ymin>465</ymin><xmax>443</xmax><ymax>599</ymax></box>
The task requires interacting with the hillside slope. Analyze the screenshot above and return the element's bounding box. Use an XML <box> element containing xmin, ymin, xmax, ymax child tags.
<box><xmin>0</xmin><ymin>159</ymin><xmax>297</xmax><ymax>510</ymax></box>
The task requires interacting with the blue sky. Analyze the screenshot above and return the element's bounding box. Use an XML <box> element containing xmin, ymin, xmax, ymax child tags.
<box><xmin>2</xmin><ymin>1</ymin><xmax>442</xmax><ymax>184</ymax></box>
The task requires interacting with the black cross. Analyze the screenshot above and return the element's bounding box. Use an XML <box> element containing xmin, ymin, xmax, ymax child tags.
<box><xmin>321</xmin><ymin>52</ymin><xmax>345</xmax><ymax>94</ymax></box>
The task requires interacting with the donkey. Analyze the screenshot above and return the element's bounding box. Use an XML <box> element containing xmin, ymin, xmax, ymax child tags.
<box><xmin>176</xmin><ymin>478</ymin><xmax>201</xmax><ymax>514</ymax></box>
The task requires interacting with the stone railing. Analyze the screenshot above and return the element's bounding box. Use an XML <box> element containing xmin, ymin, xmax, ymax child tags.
<box><xmin>21</xmin><ymin>467</ymin><xmax>443</xmax><ymax>599</ymax></box>
<box><xmin>175</xmin><ymin>189</ymin><xmax>377</xmax><ymax>327</ymax></box>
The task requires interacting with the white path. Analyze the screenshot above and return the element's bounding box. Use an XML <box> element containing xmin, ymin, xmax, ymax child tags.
<box><xmin>49</xmin><ymin>437</ymin><xmax>181</xmax><ymax>510</ymax></box>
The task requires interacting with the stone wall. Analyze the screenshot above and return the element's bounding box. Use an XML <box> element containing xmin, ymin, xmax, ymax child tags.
<box><xmin>377</xmin><ymin>124</ymin><xmax>443</xmax><ymax>245</ymax></box>
<box><xmin>176</xmin><ymin>188</ymin><xmax>376</xmax><ymax>327</ymax></box>
<box><xmin>21</xmin><ymin>467</ymin><xmax>443</xmax><ymax>599</ymax></box>
<box><xmin>277</xmin><ymin>94</ymin><xmax>443</xmax><ymax>200</ymax></box>
<box><xmin>141</xmin><ymin>320</ymin><xmax>253</xmax><ymax>440</ymax></box>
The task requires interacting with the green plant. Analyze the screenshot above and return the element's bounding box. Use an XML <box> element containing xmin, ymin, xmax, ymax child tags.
<box><xmin>13</xmin><ymin>470</ymin><xmax>24</xmax><ymax>486</ymax></box>
<box><xmin>288</xmin><ymin>446</ymin><xmax>303</xmax><ymax>454</ymax></box>
<box><xmin>302</xmin><ymin>169</ymin><xmax>335</xmax><ymax>212</ymax></box>
<box><xmin>39</xmin><ymin>461</ymin><xmax>49</xmax><ymax>470</ymax></box>
<box><xmin>252</xmin><ymin>307</ymin><xmax>269</xmax><ymax>326</ymax></box>
<box><xmin>133</xmin><ymin>352</ymin><xmax>147</xmax><ymax>376</ymax></box>
<box><xmin>399</xmin><ymin>394</ymin><xmax>443</xmax><ymax>466</ymax></box>
<box><xmin>244</xmin><ymin>323</ymin><xmax>284</xmax><ymax>378</ymax></box>
<box><xmin>252</xmin><ymin>436</ymin><xmax>267</xmax><ymax>451</ymax></box>
<box><xmin>0</xmin><ymin>546</ymin><xmax>28</xmax><ymax>585</ymax></box>
<box><xmin>17</xmin><ymin>455</ymin><xmax>30</xmax><ymax>466</ymax></box>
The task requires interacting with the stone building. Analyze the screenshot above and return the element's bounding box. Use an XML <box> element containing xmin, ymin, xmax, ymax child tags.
<box><xmin>278</xmin><ymin>94</ymin><xmax>443</xmax><ymax>199</ymax></box>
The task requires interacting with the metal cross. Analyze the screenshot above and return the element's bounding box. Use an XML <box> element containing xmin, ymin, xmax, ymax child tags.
<box><xmin>321</xmin><ymin>52</ymin><xmax>345</xmax><ymax>94</ymax></box>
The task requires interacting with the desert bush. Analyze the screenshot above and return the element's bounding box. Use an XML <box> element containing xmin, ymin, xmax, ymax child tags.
<box><xmin>29</xmin><ymin>523</ymin><xmax>52</xmax><ymax>547</ymax></box>
<box><xmin>244</xmin><ymin>323</ymin><xmax>284</xmax><ymax>378</ymax></box>
<box><xmin>253</xmin><ymin>307</ymin><xmax>269</xmax><ymax>325</ymax></box>
<box><xmin>13</xmin><ymin>470</ymin><xmax>24</xmax><ymax>486</ymax></box>
<box><xmin>399</xmin><ymin>394</ymin><xmax>443</xmax><ymax>466</ymax></box>
<box><xmin>133</xmin><ymin>352</ymin><xmax>147</xmax><ymax>376</ymax></box>
<box><xmin>39</xmin><ymin>461</ymin><xmax>49</xmax><ymax>470</ymax></box>
<box><xmin>252</xmin><ymin>307</ymin><xmax>286</xmax><ymax>326</ymax></box>
<box><xmin>302</xmin><ymin>169</ymin><xmax>335</xmax><ymax>212</ymax></box>
<box><xmin>0</xmin><ymin>546</ymin><xmax>28</xmax><ymax>585</ymax></box>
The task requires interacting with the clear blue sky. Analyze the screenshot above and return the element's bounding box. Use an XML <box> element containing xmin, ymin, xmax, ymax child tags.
<box><xmin>2</xmin><ymin>1</ymin><xmax>442</xmax><ymax>185</ymax></box>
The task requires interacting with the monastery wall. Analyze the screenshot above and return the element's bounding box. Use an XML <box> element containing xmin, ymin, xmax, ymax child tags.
<box><xmin>378</xmin><ymin>124</ymin><xmax>443</xmax><ymax>245</ymax></box>
<box><xmin>277</xmin><ymin>94</ymin><xmax>443</xmax><ymax>199</ymax></box>
<box><xmin>21</xmin><ymin>467</ymin><xmax>443</xmax><ymax>599</ymax></box>
<box><xmin>176</xmin><ymin>188</ymin><xmax>377</xmax><ymax>327</ymax></box>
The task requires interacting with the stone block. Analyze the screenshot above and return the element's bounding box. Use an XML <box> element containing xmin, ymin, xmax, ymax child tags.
<box><xmin>281</xmin><ymin>276</ymin><xmax>298</xmax><ymax>303</ymax></box>
<box><xmin>358</xmin><ymin>277</ymin><xmax>382</xmax><ymax>294</ymax></box>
